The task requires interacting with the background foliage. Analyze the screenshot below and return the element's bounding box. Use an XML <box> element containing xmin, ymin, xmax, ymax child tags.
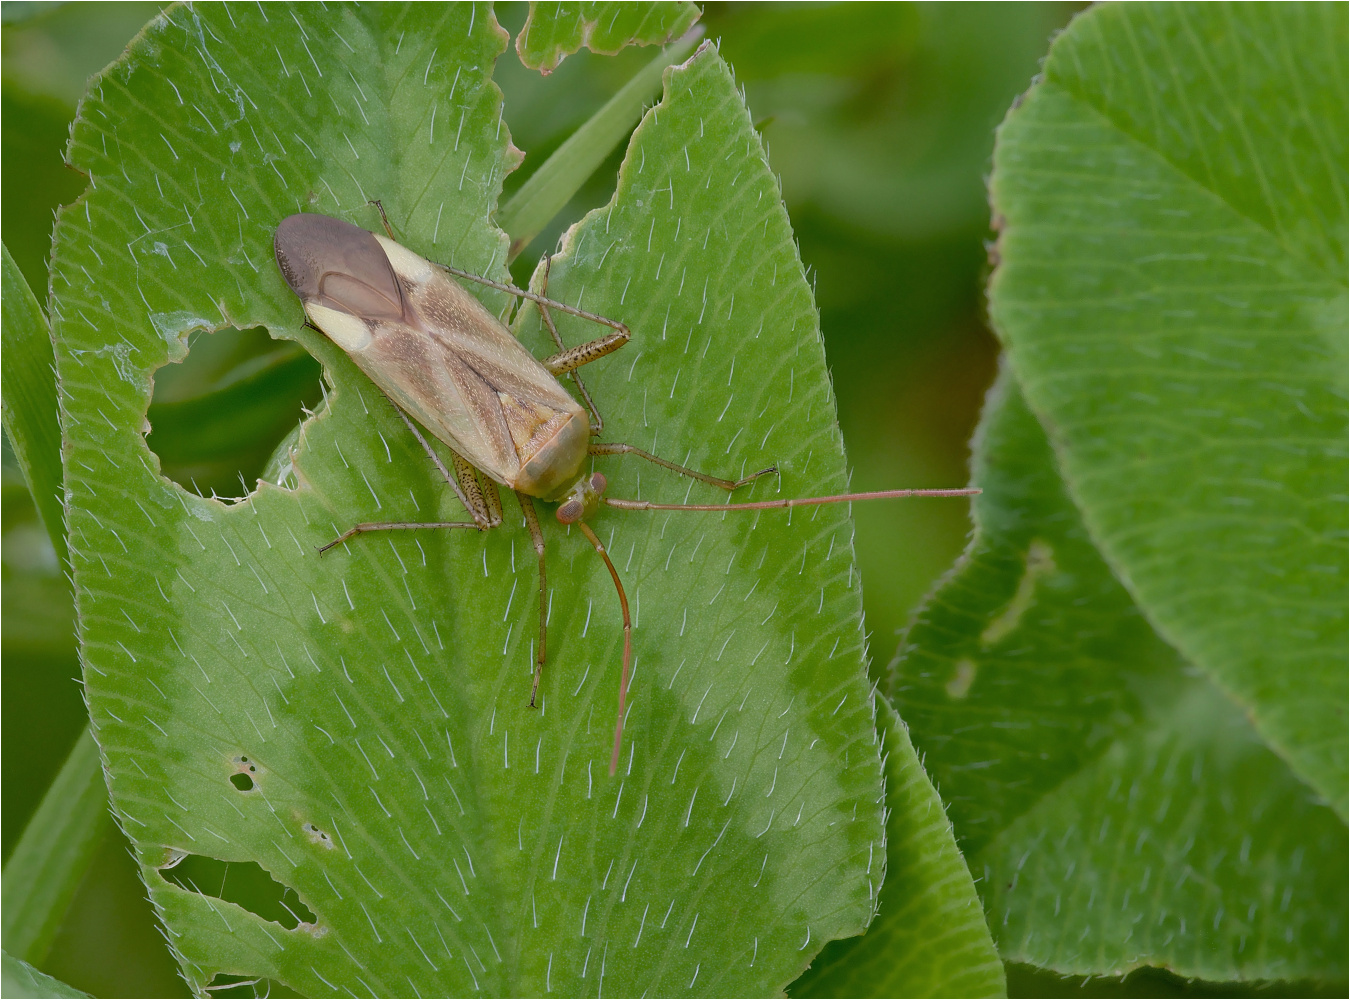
<box><xmin>2</xmin><ymin>2</ymin><xmax>1343</xmax><ymax>998</ymax></box>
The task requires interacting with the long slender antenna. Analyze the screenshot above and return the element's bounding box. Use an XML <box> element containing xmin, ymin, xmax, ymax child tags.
<box><xmin>603</xmin><ymin>487</ymin><xmax>981</xmax><ymax>513</ymax></box>
<box><xmin>575</xmin><ymin>521</ymin><xmax>632</xmax><ymax>776</ymax></box>
<box><xmin>436</xmin><ymin>262</ymin><xmax>631</xmax><ymax>337</ymax></box>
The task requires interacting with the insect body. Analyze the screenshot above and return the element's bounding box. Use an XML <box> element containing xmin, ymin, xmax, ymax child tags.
<box><xmin>275</xmin><ymin>213</ymin><xmax>595</xmax><ymax>501</ymax></box>
<box><xmin>274</xmin><ymin>212</ymin><xmax>977</xmax><ymax>774</ymax></box>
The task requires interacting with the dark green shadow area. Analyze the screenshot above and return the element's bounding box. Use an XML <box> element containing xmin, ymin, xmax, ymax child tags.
<box><xmin>146</xmin><ymin>327</ymin><xmax>324</xmax><ymax>502</ymax></box>
<box><xmin>42</xmin><ymin>824</ymin><xmax>187</xmax><ymax>998</ymax></box>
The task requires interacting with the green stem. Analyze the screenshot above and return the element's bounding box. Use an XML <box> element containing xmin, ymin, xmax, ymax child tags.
<box><xmin>2</xmin><ymin>730</ymin><xmax>112</xmax><ymax>965</ymax></box>
<box><xmin>497</xmin><ymin>27</ymin><xmax>703</xmax><ymax>260</ymax></box>
<box><xmin>1</xmin><ymin>242</ymin><xmax>67</xmax><ymax>569</ymax></box>
<box><xmin>1</xmin><ymin>241</ymin><xmax>104</xmax><ymax>967</ymax></box>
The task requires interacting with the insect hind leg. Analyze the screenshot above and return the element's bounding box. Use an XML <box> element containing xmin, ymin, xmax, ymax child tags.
<box><xmin>318</xmin><ymin>519</ymin><xmax>481</xmax><ymax>554</ymax></box>
<box><xmin>382</xmin><ymin>399</ymin><xmax>499</xmax><ymax>529</ymax></box>
<box><xmin>449</xmin><ymin>451</ymin><xmax>503</xmax><ymax>529</ymax></box>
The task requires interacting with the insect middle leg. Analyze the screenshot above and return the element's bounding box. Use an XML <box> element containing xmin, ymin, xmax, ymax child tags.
<box><xmin>371</xmin><ymin>199</ymin><xmax>629</xmax><ymax>344</ymax></box>
<box><xmin>587</xmin><ymin>441</ymin><xmax>777</xmax><ymax>492</ymax></box>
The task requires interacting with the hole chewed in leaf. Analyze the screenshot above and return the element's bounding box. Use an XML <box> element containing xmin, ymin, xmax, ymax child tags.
<box><xmin>228</xmin><ymin>755</ymin><xmax>260</xmax><ymax>791</ymax></box>
<box><xmin>146</xmin><ymin>326</ymin><xmax>323</xmax><ymax>503</ymax></box>
<box><xmin>204</xmin><ymin>974</ymin><xmax>304</xmax><ymax>998</ymax></box>
<box><xmin>301</xmin><ymin>822</ymin><xmax>335</xmax><ymax>849</ymax></box>
<box><xmin>158</xmin><ymin>853</ymin><xmax>318</xmax><ymax>930</ymax></box>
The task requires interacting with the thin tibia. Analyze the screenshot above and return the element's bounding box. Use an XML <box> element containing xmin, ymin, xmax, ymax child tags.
<box><xmin>437</xmin><ymin>261</ymin><xmax>630</xmax><ymax>336</ymax></box>
<box><xmin>318</xmin><ymin>520</ymin><xmax>480</xmax><ymax>554</ymax></box>
<box><xmin>574</xmin><ymin>522</ymin><xmax>632</xmax><ymax>777</ymax></box>
<box><xmin>603</xmin><ymin>486</ymin><xmax>981</xmax><ymax>513</ymax></box>
<box><xmin>535</xmin><ymin>254</ymin><xmax>607</xmax><ymax>432</ymax></box>
<box><xmin>588</xmin><ymin>441</ymin><xmax>776</xmax><ymax>491</ymax></box>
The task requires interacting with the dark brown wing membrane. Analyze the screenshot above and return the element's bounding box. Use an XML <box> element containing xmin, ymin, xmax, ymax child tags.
<box><xmin>274</xmin><ymin>214</ymin><xmax>404</xmax><ymax>321</ymax></box>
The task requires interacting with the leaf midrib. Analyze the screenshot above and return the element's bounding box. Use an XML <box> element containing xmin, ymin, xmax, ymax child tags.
<box><xmin>1045</xmin><ymin>12</ymin><xmax>1346</xmax><ymax>289</ymax></box>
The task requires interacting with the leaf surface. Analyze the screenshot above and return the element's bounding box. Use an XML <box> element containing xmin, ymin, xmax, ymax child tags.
<box><xmin>2</xmin><ymin>242</ymin><xmax>66</xmax><ymax>566</ymax></box>
<box><xmin>517</xmin><ymin>1</ymin><xmax>699</xmax><ymax>73</ymax></box>
<box><xmin>987</xmin><ymin>1</ymin><xmax>1348</xmax><ymax>815</ymax></box>
<box><xmin>789</xmin><ymin>699</ymin><xmax>1004</xmax><ymax>999</ymax></box>
<box><xmin>891</xmin><ymin>370</ymin><xmax>1347</xmax><ymax>982</ymax></box>
<box><xmin>52</xmin><ymin>6</ymin><xmax>883</xmax><ymax>995</ymax></box>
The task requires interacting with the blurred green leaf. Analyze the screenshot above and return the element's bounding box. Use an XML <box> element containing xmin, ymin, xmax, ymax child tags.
<box><xmin>1006</xmin><ymin>961</ymin><xmax>1348</xmax><ymax>999</ymax></box>
<box><xmin>988</xmin><ymin>2</ymin><xmax>1348</xmax><ymax>816</ymax></box>
<box><xmin>1</xmin><ymin>5</ymin><xmax>67</xmax><ymax>27</ymax></box>
<box><xmin>1</xmin><ymin>2</ymin><xmax>165</xmax><ymax>292</ymax></box>
<box><xmin>497</xmin><ymin>30</ymin><xmax>701</xmax><ymax>258</ymax></box>
<box><xmin>703</xmin><ymin>4</ymin><xmax>1068</xmax><ymax>653</ymax></box>
<box><xmin>2</xmin><ymin>730</ymin><xmax>112</xmax><ymax>966</ymax></box>
<box><xmin>1</xmin><ymin>950</ymin><xmax>91</xmax><ymax>999</ymax></box>
<box><xmin>707</xmin><ymin>3</ymin><xmax>919</xmax><ymax>78</ymax></box>
<box><xmin>2</xmin><ymin>241</ymin><xmax>65</xmax><ymax>567</ymax></box>
<box><xmin>718</xmin><ymin>3</ymin><xmax>1074</xmax><ymax>242</ymax></box>
<box><xmin>516</xmin><ymin>1</ymin><xmax>699</xmax><ymax>73</ymax></box>
<box><xmin>0</xmin><ymin>2</ymin><xmax>163</xmax><ymax>105</ymax></box>
<box><xmin>892</xmin><ymin>371</ymin><xmax>1347</xmax><ymax>983</ymax></box>
<box><xmin>38</xmin><ymin>823</ymin><xmax>189</xmax><ymax>998</ymax></box>
<box><xmin>790</xmin><ymin>698</ymin><xmax>1004</xmax><ymax>998</ymax></box>
<box><xmin>2</xmin><ymin>10</ymin><xmax>194</xmax><ymax>991</ymax></box>
<box><xmin>53</xmin><ymin>5</ymin><xmax>898</xmax><ymax>994</ymax></box>
<box><xmin>1</xmin><ymin>342</ymin><xmax>85</xmax><ymax>869</ymax></box>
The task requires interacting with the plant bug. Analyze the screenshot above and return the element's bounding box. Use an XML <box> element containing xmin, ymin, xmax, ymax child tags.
<box><xmin>273</xmin><ymin>210</ymin><xmax>978</xmax><ymax>775</ymax></box>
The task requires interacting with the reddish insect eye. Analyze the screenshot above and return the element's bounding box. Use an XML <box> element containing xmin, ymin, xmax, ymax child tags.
<box><xmin>557</xmin><ymin>499</ymin><xmax>583</xmax><ymax>524</ymax></box>
<box><xmin>590</xmin><ymin>473</ymin><xmax>607</xmax><ymax>494</ymax></box>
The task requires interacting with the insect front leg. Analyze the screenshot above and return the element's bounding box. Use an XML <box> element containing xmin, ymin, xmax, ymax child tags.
<box><xmin>515</xmin><ymin>492</ymin><xmax>548</xmax><ymax>707</ymax></box>
<box><xmin>533</xmin><ymin>254</ymin><xmax>611</xmax><ymax>433</ymax></box>
<box><xmin>587</xmin><ymin>441</ymin><xmax>777</xmax><ymax>492</ymax></box>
